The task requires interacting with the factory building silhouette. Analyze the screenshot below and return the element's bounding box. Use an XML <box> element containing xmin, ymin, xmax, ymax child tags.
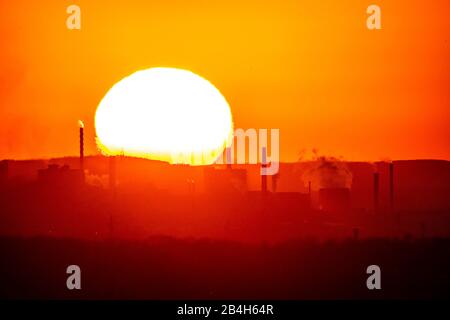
<box><xmin>0</xmin><ymin>122</ymin><xmax>449</xmax><ymax>241</ymax></box>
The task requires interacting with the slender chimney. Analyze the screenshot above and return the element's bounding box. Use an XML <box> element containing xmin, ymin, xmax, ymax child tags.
<box><xmin>373</xmin><ymin>171</ymin><xmax>379</xmax><ymax>213</ymax></box>
<box><xmin>78</xmin><ymin>120</ymin><xmax>84</xmax><ymax>171</ymax></box>
<box><xmin>261</xmin><ymin>147</ymin><xmax>268</xmax><ymax>193</ymax></box>
<box><xmin>389</xmin><ymin>162</ymin><xmax>394</xmax><ymax>212</ymax></box>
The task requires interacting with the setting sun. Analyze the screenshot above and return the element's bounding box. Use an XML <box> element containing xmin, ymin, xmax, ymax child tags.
<box><xmin>95</xmin><ymin>67</ymin><xmax>233</xmax><ymax>165</ymax></box>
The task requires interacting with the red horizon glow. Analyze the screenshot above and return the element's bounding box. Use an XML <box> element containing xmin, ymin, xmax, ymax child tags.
<box><xmin>0</xmin><ymin>0</ymin><xmax>449</xmax><ymax>162</ymax></box>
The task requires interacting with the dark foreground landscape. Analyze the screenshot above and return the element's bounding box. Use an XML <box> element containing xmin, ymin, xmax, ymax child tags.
<box><xmin>1</xmin><ymin>236</ymin><xmax>449</xmax><ymax>300</ymax></box>
<box><xmin>1</xmin><ymin>158</ymin><xmax>450</xmax><ymax>300</ymax></box>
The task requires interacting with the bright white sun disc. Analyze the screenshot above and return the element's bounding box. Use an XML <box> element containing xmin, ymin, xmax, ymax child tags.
<box><xmin>95</xmin><ymin>67</ymin><xmax>234</xmax><ymax>165</ymax></box>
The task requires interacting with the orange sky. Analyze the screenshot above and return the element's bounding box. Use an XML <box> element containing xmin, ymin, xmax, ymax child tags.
<box><xmin>0</xmin><ymin>0</ymin><xmax>449</xmax><ymax>162</ymax></box>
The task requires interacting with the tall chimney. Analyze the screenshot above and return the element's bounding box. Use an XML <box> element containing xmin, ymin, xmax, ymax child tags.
<box><xmin>79</xmin><ymin>120</ymin><xmax>84</xmax><ymax>171</ymax></box>
<box><xmin>389</xmin><ymin>162</ymin><xmax>394</xmax><ymax>212</ymax></box>
<box><xmin>373</xmin><ymin>171</ymin><xmax>379</xmax><ymax>213</ymax></box>
<box><xmin>261</xmin><ymin>147</ymin><xmax>268</xmax><ymax>193</ymax></box>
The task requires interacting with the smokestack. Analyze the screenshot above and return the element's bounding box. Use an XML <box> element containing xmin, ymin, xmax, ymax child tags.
<box><xmin>389</xmin><ymin>162</ymin><xmax>394</xmax><ymax>212</ymax></box>
<box><xmin>78</xmin><ymin>120</ymin><xmax>84</xmax><ymax>171</ymax></box>
<box><xmin>261</xmin><ymin>147</ymin><xmax>268</xmax><ymax>193</ymax></box>
<box><xmin>373</xmin><ymin>171</ymin><xmax>379</xmax><ymax>213</ymax></box>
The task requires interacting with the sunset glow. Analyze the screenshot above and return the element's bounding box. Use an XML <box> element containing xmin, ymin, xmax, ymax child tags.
<box><xmin>95</xmin><ymin>67</ymin><xmax>233</xmax><ymax>165</ymax></box>
<box><xmin>1</xmin><ymin>0</ymin><xmax>450</xmax><ymax>303</ymax></box>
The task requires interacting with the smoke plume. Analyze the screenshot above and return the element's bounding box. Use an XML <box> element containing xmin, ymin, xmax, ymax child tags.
<box><xmin>302</xmin><ymin>155</ymin><xmax>352</xmax><ymax>191</ymax></box>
